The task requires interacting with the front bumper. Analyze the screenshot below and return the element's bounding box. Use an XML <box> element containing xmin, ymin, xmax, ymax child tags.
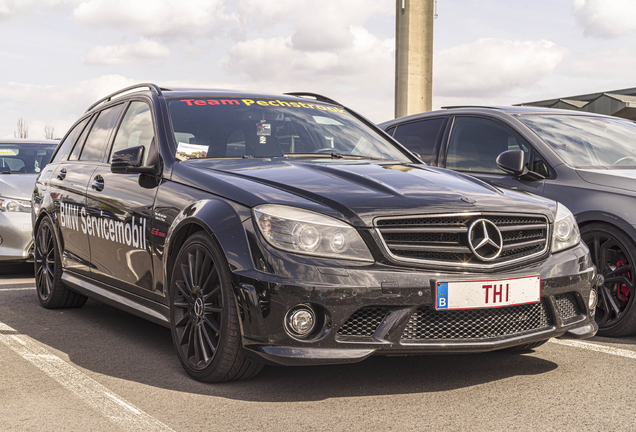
<box><xmin>232</xmin><ymin>241</ymin><xmax>597</xmax><ymax>366</ymax></box>
<box><xmin>0</xmin><ymin>212</ymin><xmax>34</xmax><ymax>262</ymax></box>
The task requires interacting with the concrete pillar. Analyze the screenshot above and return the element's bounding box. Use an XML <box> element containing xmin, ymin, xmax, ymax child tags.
<box><xmin>395</xmin><ymin>0</ymin><xmax>434</xmax><ymax>118</ymax></box>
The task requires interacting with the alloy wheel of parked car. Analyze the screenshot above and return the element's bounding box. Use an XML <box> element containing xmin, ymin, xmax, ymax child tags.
<box><xmin>34</xmin><ymin>216</ymin><xmax>87</xmax><ymax>309</ymax></box>
<box><xmin>169</xmin><ymin>232</ymin><xmax>263</xmax><ymax>382</ymax></box>
<box><xmin>581</xmin><ymin>223</ymin><xmax>636</xmax><ymax>336</ymax></box>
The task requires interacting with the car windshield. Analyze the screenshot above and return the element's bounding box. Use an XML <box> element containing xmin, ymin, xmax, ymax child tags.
<box><xmin>0</xmin><ymin>143</ymin><xmax>57</xmax><ymax>174</ymax></box>
<box><xmin>519</xmin><ymin>115</ymin><xmax>636</xmax><ymax>169</ymax></box>
<box><xmin>167</xmin><ymin>97</ymin><xmax>410</xmax><ymax>162</ymax></box>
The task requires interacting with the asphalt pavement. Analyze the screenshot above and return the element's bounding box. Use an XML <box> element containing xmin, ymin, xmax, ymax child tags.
<box><xmin>1</xmin><ymin>265</ymin><xmax>636</xmax><ymax>431</ymax></box>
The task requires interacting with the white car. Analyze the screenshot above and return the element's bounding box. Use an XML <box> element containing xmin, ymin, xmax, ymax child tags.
<box><xmin>0</xmin><ymin>139</ymin><xmax>57</xmax><ymax>262</ymax></box>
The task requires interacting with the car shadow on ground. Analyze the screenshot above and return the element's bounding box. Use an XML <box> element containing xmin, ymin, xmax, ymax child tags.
<box><xmin>0</xmin><ymin>262</ymin><xmax>34</xmax><ymax>276</ymax></box>
<box><xmin>0</xmin><ymin>290</ymin><xmax>565</xmax><ymax>403</ymax></box>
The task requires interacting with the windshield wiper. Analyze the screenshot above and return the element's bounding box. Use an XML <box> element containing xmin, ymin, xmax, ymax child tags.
<box><xmin>283</xmin><ymin>153</ymin><xmax>395</xmax><ymax>161</ymax></box>
<box><xmin>0</xmin><ymin>171</ymin><xmax>13</xmax><ymax>174</ymax></box>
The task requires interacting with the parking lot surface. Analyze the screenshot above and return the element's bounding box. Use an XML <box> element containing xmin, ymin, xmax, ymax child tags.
<box><xmin>1</xmin><ymin>266</ymin><xmax>635</xmax><ymax>432</ymax></box>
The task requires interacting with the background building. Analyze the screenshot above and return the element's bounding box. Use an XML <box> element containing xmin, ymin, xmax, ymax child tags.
<box><xmin>517</xmin><ymin>88</ymin><xmax>636</xmax><ymax>120</ymax></box>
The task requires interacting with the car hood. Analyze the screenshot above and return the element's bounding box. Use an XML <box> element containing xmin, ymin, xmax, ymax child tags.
<box><xmin>178</xmin><ymin>159</ymin><xmax>556</xmax><ymax>227</ymax></box>
<box><xmin>0</xmin><ymin>174</ymin><xmax>38</xmax><ymax>200</ymax></box>
<box><xmin>577</xmin><ymin>168</ymin><xmax>636</xmax><ymax>193</ymax></box>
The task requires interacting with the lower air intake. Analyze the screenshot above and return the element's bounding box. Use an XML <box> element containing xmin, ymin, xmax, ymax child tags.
<box><xmin>554</xmin><ymin>293</ymin><xmax>582</xmax><ymax>323</ymax></box>
<box><xmin>401</xmin><ymin>302</ymin><xmax>551</xmax><ymax>341</ymax></box>
<box><xmin>337</xmin><ymin>307</ymin><xmax>389</xmax><ymax>337</ymax></box>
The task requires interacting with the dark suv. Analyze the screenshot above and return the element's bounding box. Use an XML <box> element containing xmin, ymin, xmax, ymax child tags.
<box><xmin>379</xmin><ymin>107</ymin><xmax>636</xmax><ymax>336</ymax></box>
<box><xmin>33</xmin><ymin>86</ymin><xmax>597</xmax><ymax>382</ymax></box>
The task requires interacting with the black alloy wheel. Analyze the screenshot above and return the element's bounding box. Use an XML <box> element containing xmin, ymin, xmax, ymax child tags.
<box><xmin>169</xmin><ymin>232</ymin><xmax>263</xmax><ymax>382</ymax></box>
<box><xmin>581</xmin><ymin>223</ymin><xmax>636</xmax><ymax>336</ymax></box>
<box><xmin>34</xmin><ymin>216</ymin><xmax>87</xmax><ymax>309</ymax></box>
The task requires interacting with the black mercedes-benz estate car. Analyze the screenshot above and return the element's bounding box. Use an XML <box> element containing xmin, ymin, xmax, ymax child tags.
<box><xmin>379</xmin><ymin>107</ymin><xmax>636</xmax><ymax>337</ymax></box>
<box><xmin>33</xmin><ymin>85</ymin><xmax>597</xmax><ymax>382</ymax></box>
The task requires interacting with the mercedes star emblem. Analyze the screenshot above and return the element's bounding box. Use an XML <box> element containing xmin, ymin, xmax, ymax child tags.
<box><xmin>468</xmin><ymin>219</ymin><xmax>504</xmax><ymax>261</ymax></box>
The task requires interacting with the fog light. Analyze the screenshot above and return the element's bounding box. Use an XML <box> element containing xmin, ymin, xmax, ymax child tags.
<box><xmin>286</xmin><ymin>307</ymin><xmax>316</xmax><ymax>337</ymax></box>
<box><xmin>589</xmin><ymin>289</ymin><xmax>598</xmax><ymax>309</ymax></box>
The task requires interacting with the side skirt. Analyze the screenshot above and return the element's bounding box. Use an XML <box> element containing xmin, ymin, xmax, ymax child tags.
<box><xmin>62</xmin><ymin>272</ymin><xmax>170</xmax><ymax>328</ymax></box>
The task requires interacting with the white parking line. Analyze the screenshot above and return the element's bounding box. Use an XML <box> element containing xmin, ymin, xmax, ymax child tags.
<box><xmin>0</xmin><ymin>287</ymin><xmax>35</xmax><ymax>291</ymax></box>
<box><xmin>0</xmin><ymin>322</ymin><xmax>174</xmax><ymax>432</ymax></box>
<box><xmin>549</xmin><ymin>339</ymin><xmax>636</xmax><ymax>360</ymax></box>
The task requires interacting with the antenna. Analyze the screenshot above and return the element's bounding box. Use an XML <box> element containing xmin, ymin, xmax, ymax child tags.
<box><xmin>434</xmin><ymin>0</ymin><xmax>439</xmax><ymax>18</ymax></box>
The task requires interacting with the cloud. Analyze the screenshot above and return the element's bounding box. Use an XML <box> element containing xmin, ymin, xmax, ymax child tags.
<box><xmin>0</xmin><ymin>75</ymin><xmax>137</xmax><ymax>139</ymax></box>
<box><xmin>219</xmin><ymin>26</ymin><xmax>395</xmax><ymax>121</ymax></box>
<box><xmin>73</xmin><ymin>0</ymin><xmax>234</xmax><ymax>37</ymax></box>
<box><xmin>434</xmin><ymin>38</ymin><xmax>567</xmax><ymax>98</ymax></box>
<box><xmin>573</xmin><ymin>0</ymin><xmax>636</xmax><ymax>38</ymax></box>
<box><xmin>234</xmin><ymin>0</ymin><xmax>390</xmax><ymax>47</ymax></box>
<box><xmin>0</xmin><ymin>0</ymin><xmax>77</xmax><ymax>21</ymax></box>
<box><xmin>81</xmin><ymin>37</ymin><xmax>170</xmax><ymax>65</ymax></box>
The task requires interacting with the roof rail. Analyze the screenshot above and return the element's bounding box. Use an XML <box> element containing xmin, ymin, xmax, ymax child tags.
<box><xmin>85</xmin><ymin>83</ymin><xmax>166</xmax><ymax>113</ymax></box>
<box><xmin>284</xmin><ymin>92</ymin><xmax>342</xmax><ymax>106</ymax></box>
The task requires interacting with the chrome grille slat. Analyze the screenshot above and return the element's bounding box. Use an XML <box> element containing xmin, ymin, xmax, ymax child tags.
<box><xmin>499</xmin><ymin>224</ymin><xmax>547</xmax><ymax>232</ymax></box>
<box><xmin>380</xmin><ymin>226</ymin><xmax>468</xmax><ymax>234</ymax></box>
<box><xmin>386</xmin><ymin>244</ymin><xmax>471</xmax><ymax>253</ymax></box>
<box><xmin>375</xmin><ymin>213</ymin><xmax>549</xmax><ymax>269</ymax></box>
<box><xmin>501</xmin><ymin>238</ymin><xmax>546</xmax><ymax>251</ymax></box>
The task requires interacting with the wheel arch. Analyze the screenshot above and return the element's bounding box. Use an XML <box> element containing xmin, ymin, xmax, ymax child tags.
<box><xmin>576</xmin><ymin>210</ymin><xmax>636</xmax><ymax>244</ymax></box>
<box><xmin>163</xmin><ymin>199</ymin><xmax>253</xmax><ymax>293</ymax></box>
<box><xmin>33</xmin><ymin>209</ymin><xmax>66</xmax><ymax>256</ymax></box>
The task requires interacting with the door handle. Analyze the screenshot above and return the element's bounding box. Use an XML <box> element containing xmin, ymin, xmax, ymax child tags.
<box><xmin>91</xmin><ymin>175</ymin><xmax>104</xmax><ymax>192</ymax></box>
<box><xmin>57</xmin><ymin>168</ymin><xmax>67</xmax><ymax>180</ymax></box>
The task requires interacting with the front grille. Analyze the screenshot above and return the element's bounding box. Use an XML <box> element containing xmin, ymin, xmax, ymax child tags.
<box><xmin>401</xmin><ymin>302</ymin><xmax>551</xmax><ymax>341</ymax></box>
<box><xmin>376</xmin><ymin>213</ymin><xmax>549</xmax><ymax>268</ymax></box>
<box><xmin>554</xmin><ymin>293</ymin><xmax>582</xmax><ymax>323</ymax></box>
<box><xmin>337</xmin><ymin>307</ymin><xmax>389</xmax><ymax>337</ymax></box>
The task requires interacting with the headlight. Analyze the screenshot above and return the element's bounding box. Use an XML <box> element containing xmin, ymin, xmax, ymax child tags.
<box><xmin>0</xmin><ymin>197</ymin><xmax>31</xmax><ymax>213</ymax></box>
<box><xmin>253</xmin><ymin>204</ymin><xmax>374</xmax><ymax>262</ymax></box>
<box><xmin>551</xmin><ymin>203</ymin><xmax>580</xmax><ymax>253</ymax></box>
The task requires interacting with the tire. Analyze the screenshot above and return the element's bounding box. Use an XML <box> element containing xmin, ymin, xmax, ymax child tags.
<box><xmin>581</xmin><ymin>223</ymin><xmax>636</xmax><ymax>336</ymax></box>
<box><xmin>169</xmin><ymin>231</ymin><xmax>264</xmax><ymax>382</ymax></box>
<box><xmin>504</xmin><ymin>339</ymin><xmax>549</xmax><ymax>352</ymax></box>
<box><xmin>34</xmin><ymin>216</ymin><xmax>87</xmax><ymax>309</ymax></box>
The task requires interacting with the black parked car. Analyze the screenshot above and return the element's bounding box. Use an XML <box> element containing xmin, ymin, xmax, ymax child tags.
<box><xmin>33</xmin><ymin>86</ymin><xmax>597</xmax><ymax>382</ymax></box>
<box><xmin>380</xmin><ymin>106</ymin><xmax>636</xmax><ymax>336</ymax></box>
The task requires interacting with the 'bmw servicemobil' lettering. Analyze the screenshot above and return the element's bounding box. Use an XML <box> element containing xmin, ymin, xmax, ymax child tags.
<box><xmin>59</xmin><ymin>201</ymin><xmax>146</xmax><ymax>249</ymax></box>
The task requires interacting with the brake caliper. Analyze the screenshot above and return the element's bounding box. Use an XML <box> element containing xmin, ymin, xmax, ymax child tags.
<box><xmin>616</xmin><ymin>258</ymin><xmax>631</xmax><ymax>302</ymax></box>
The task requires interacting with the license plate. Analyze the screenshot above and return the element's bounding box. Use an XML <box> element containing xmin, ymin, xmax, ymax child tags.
<box><xmin>436</xmin><ymin>275</ymin><xmax>541</xmax><ymax>310</ymax></box>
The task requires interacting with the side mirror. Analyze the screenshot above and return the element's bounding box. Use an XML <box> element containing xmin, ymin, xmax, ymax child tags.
<box><xmin>111</xmin><ymin>145</ymin><xmax>153</xmax><ymax>174</ymax></box>
<box><xmin>496</xmin><ymin>149</ymin><xmax>527</xmax><ymax>176</ymax></box>
<box><xmin>496</xmin><ymin>149</ymin><xmax>545</xmax><ymax>181</ymax></box>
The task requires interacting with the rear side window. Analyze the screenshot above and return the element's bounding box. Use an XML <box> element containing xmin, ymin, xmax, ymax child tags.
<box><xmin>69</xmin><ymin>115</ymin><xmax>96</xmax><ymax>161</ymax></box>
<box><xmin>79</xmin><ymin>104</ymin><xmax>125</xmax><ymax>161</ymax></box>
<box><xmin>52</xmin><ymin>117</ymin><xmax>90</xmax><ymax>163</ymax></box>
<box><xmin>393</xmin><ymin>118</ymin><xmax>445</xmax><ymax>164</ymax></box>
<box><xmin>110</xmin><ymin>102</ymin><xmax>155</xmax><ymax>165</ymax></box>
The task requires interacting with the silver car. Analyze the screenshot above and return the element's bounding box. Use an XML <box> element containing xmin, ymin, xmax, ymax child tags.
<box><xmin>0</xmin><ymin>139</ymin><xmax>57</xmax><ymax>262</ymax></box>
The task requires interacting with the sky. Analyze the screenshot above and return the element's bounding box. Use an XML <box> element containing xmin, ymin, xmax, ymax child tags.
<box><xmin>1</xmin><ymin>0</ymin><xmax>635</xmax><ymax>139</ymax></box>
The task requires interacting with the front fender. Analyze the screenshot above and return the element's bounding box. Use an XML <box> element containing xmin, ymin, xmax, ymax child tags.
<box><xmin>162</xmin><ymin>198</ymin><xmax>253</xmax><ymax>293</ymax></box>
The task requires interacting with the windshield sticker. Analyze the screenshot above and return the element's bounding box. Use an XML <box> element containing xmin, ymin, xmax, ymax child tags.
<box><xmin>176</xmin><ymin>142</ymin><xmax>209</xmax><ymax>161</ymax></box>
<box><xmin>256</xmin><ymin>123</ymin><xmax>271</xmax><ymax>136</ymax></box>
<box><xmin>59</xmin><ymin>202</ymin><xmax>147</xmax><ymax>250</ymax></box>
<box><xmin>0</xmin><ymin>149</ymin><xmax>18</xmax><ymax>155</ymax></box>
<box><xmin>313</xmin><ymin>116</ymin><xmax>344</xmax><ymax>126</ymax></box>
<box><xmin>178</xmin><ymin>98</ymin><xmax>346</xmax><ymax>113</ymax></box>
